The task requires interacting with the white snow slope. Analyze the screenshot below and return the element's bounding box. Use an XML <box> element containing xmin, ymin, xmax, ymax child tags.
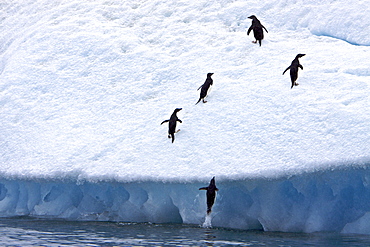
<box><xmin>0</xmin><ymin>0</ymin><xmax>370</xmax><ymax>233</ymax></box>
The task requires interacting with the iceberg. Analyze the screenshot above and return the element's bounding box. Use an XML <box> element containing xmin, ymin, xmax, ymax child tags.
<box><xmin>1</xmin><ymin>162</ymin><xmax>370</xmax><ymax>234</ymax></box>
<box><xmin>0</xmin><ymin>0</ymin><xmax>369</xmax><ymax>234</ymax></box>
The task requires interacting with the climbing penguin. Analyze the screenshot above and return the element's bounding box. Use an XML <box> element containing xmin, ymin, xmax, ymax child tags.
<box><xmin>160</xmin><ymin>108</ymin><xmax>182</xmax><ymax>143</ymax></box>
<box><xmin>199</xmin><ymin>177</ymin><xmax>219</xmax><ymax>215</ymax></box>
<box><xmin>247</xmin><ymin>15</ymin><xmax>268</xmax><ymax>46</ymax></box>
<box><xmin>196</xmin><ymin>73</ymin><xmax>214</xmax><ymax>104</ymax></box>
<box><xmin>283</xmin><ymin>54</ymin><xmax>306</xmax><ymax>89</ymax></box>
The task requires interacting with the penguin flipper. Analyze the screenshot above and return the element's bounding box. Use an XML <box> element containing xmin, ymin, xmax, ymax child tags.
<box><xmin>199</xmin><ymin>187</ymin><xmax>208</xmax><ymax>190</ymax></box>
<box><xmin>161</xmin><ymin>119</ymin><xmax>169</xmax><ymax>125</ymax></box>
<box><xmin>283</xmin><ymin>66</ymin><xmax>290</xmax><ymax>75</ymax></box>
<box><xmin>247</xmin><ymin>26</ymin><xmax>252</xmax><ymax>35</ymax></box>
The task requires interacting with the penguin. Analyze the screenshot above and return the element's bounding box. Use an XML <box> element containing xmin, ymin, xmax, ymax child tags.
<box><xmin>196</xmin><ymin>73</ymin><xmax>214</xmax><ymax>105</ymax></box>
<box><xmin>247</xmin><ymin>15</ymin><xmax>268</xmax><ymax>46</ymax></box>
<box><xmin>199</xmin><ymin>177</ymin><xmax>219</xmax><ymax>215</ymax></box>
<box><xmin>160</xmin><ymin>108</ymin><xmax>182</xmax><ymax>143</ymax></box>
<box><xmin>283</xmin><ymin>54</ymin><xmax>306</xmax><ymax>89</ymax></box>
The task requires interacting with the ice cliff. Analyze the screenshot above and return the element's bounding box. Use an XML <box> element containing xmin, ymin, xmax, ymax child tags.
<box><xmin>0</xmin><ymin>163</ymin><xmax>370</xmax><ymax>234</ymax></box>
<box><xmin>0</xmin><ymin>0</ymin><xmax>369</xmax><ymax>234</ymax></box>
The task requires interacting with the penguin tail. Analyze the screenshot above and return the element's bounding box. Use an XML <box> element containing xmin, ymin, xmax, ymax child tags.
<box><xmin>207</xmin><ymin>208</ymin><xmax>212</xmax><ymax>214</ymax></box>
<box><xmin>170</xmin><ymin>133</ymin><xmax>175</xmax><ymax>143</ymax></box>
<box><xmin>195</xmin><ymin>98</ymin><xmax>202</xmax><ymax>105</ymax></box>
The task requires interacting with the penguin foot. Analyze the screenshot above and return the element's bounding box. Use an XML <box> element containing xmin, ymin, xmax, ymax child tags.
<box><xmin>175</xmin><ymin>129</ymin><xmax>180</xmax><ymax>133</ymax></box>
<box><xmin>252</xmin><ymin>41</ymin><xmax>257</xmax><ymax>44</ymax></box>
<box><xmin>168</xmin><ymin>135</ymin><xmax>171</xmax><ymax>138</ymax></box>
<box><xmin>295</xmin><ymin>83</ymin><xmax>299</xmax><ymax>86</ymax></box>
<box><xmin>203</xmin><ymin>100</ymin><xmax>208</xmax><ymax>103</ymax></box>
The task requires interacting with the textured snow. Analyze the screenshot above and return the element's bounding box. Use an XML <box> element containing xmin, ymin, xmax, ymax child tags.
<box><xmin>0</xmin><ymin>0</ymin><xmax>370</xmax><ymax>233</ymax></box>
<box><xmin>1</xmin><ymin>0</ymin><xmax>369</xmax><ymax>182</ymax></box>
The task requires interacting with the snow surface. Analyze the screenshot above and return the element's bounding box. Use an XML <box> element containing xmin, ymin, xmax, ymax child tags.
<box><xmin>0</xmin><ymin>0</ymin><xmax>370</xmax><ymax>233</ymax></box>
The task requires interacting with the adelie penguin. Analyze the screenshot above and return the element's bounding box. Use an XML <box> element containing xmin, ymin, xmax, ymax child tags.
<box><xmin>283</xmin><ymin>54</ymin><xmax>306</xmax><ymax>89</ymax></box>
<box><xmin>199</xmin><ymin>177</ymin><xmax>219</xmax><ymax>215</ymax></box>
<box><xmin>247</xmin><ymin>15</ymin><xmax>268</xmax><ymax>46</ymax></box>
<box><xmin>161</xmin><ymin>108</ymin><xmax>182</xmax><ymax>143</ymax></box>
<box><xmin>196</xmin><ymin>73</ymin><xmax>214</xmax><ymax>105</ymax></box>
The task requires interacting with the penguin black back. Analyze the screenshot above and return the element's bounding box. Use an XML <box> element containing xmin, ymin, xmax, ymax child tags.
<box><xmin>160</xmin><ymin>108</ymin><xmax>182</xmax><ymax>143</ymax></box>
<box><xmin>196</xmin><ymin>73</ymin><xmax>214</xmax><ymax>104</ymax></box>
<box><xmin>247</xmin><ymin>15</ymin><xmax>268</xmax><ymax>46</ymax></box>
<box><xmin>283</xmin><ymin>54</ymin><xmax>305</xmax><ymax>89</ymax></box>
<box><xmin>199</xmin><ymin>177</ymin><xmax>219</xmax><ymax>214</ymax></box>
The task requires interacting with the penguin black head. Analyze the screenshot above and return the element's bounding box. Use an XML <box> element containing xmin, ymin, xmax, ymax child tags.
<box><xmin>210</xmin><ymin>176</ymin><xmax>216</xmax><ymax>185</ymax></box>
<box><xmin>248</xmin><ymin>15</ymin><xmax>257</xmax><ymax>20</ymax></box>
<box><xmin>207</xmin><ymin>73</ymin><xmax>214</xmax><ymax>77</ymax></box>
<box><xmin>296</xmin><ymin>54</ymin><xmax>306</xmax><ymax>58</ymax></box>
<box><xmin>174</xmin><ymin>108</ymin><xmax>182</xmax><ymax>113</ymax></box>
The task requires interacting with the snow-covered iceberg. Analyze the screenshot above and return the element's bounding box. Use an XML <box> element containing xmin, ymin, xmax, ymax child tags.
<box><xmin>0</xmin><ymin>0</ymin><xmax>369</xmax><ymax>234</ymax></box>
<box><xmin>1</xmin><ymin>162</ymin><xmax>370</xmax><ymax>234</ymax></box>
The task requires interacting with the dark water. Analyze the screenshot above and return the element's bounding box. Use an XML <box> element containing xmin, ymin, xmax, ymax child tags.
<box><xmin>0</xmin><ymin>217</ymin><xmax>370</xmax><ymax>246</ymax></box>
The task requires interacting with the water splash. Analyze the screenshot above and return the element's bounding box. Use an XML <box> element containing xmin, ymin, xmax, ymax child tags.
<box><xmin>202</xmin><ymin>214</ymin><xmax>212</xmax><ymax>228</ymax></box>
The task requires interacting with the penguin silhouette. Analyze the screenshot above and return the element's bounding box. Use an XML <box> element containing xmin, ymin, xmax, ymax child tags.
<box><xmin>199</xmin><ymin>177</ymin><xmax>219</xmax><ymax>214</ymax></box>
<box><xmin>196</xmin><ymin>73</ymin><xmax>214</xmax><ymax>104</ymax></box>
<box><xmin>283</xmin><ymin>54</ymin><xmax>306</xmax><ymax>89</ymax></box>
<box><xmin>161</xmin><ymin>108</ymin><xmax>182</xmax><ymax>143</ymax></box>
<box><xmin>247</xmin><ymin>15</ymin><xmax>268</xmax><ymax>46</ymax></box>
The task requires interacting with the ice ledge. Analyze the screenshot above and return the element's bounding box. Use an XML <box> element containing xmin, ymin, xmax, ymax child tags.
<box><xmin>0</xmin><ymin>164</ymin><xmax>370</xmax><ymax>234</ymax></box>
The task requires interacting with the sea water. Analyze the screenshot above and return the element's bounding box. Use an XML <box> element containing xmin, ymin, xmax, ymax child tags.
<box><xmin>0</xmin><ymin>217</ymin><xmax>370</xmax><ymax>246</ymax></box>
